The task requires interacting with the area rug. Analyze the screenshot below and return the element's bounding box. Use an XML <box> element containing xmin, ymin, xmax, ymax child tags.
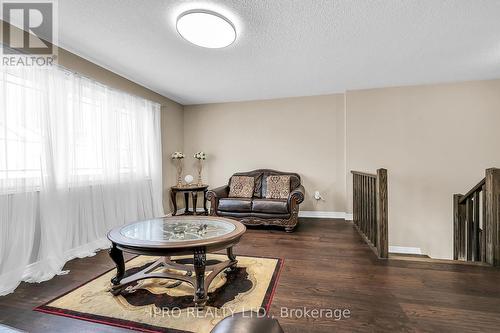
<box><xmin>35</xmin><ymin>254</ymin><xmax>284</xmax><ymax>333</ymax></box>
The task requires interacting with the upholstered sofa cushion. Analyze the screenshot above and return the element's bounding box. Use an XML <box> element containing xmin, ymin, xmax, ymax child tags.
<box><xmin>232</xmin><ymin>171</ymin><xmax>263</xmax><ymax>198</ymax></box>
<box><xmin>252</xmin><ymin>199</ymin><xmax>288</xmax><ymax>214</ymax></box>
<box><xmin>261</xmin><ymin>172</ymin><xmax>298</xmax><ymax>198</ymax></box>
<box><xmin>218</xmin><ymin>198</ymin><xmax>252</xmax><ymax>212</ymax></box>
<box><xmin>265</xmin><ymin>175</ymin><xmax>291</xmax><ymax>199</ymax></box>
<box><xmin>228</xmin><ymin>176</ymin><xmax>255</xmax><ymax>198</ymax></box>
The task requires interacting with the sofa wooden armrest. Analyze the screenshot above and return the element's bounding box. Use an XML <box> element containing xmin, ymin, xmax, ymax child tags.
<box><xmin>206</xmin><ymin>185</ymin><xmax>229</xmax><ymax>214</ymax></box>
<box><xmin>288</xmin><ymin>184</ymin><xmax>305</xmax><ymax>206</ymax></box>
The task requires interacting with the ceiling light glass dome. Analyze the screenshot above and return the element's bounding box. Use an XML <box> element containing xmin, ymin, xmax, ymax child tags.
<box><xmin>176</xmin><ymin>10</ymin><xmax>236</xmax><ymax>48</ymax></box>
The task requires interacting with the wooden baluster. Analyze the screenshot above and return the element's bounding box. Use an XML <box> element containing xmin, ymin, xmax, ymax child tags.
<box><xmin>358</xmin><ymin>176</ymin><xmax>363</xmax><ymax>230</ymax></box>
<box><xmin>461</xmin><ymin>201</ymin><xmax>466</xmax><ymax>261</ymax></box>
<box><xmin>356</xmin><ymin>175</ymin><xmax>360</xmax><ymax>226</ymax></box>
<box><xmin>372</xmin><ymin>178</ymin><xmax>377</xmax><ymax>245</ymax></box>
<box><xmin>461</xmin><ymin>201</ymin><xmax>467</xmax><ymax>260</ymax></box>
<box><xmin>363</xmin><ymin>176</ymin><xmax>367</xmax><ymax>235</ymax></box>
<box><xmin>358</xmin><ymin>175</ymin><xmax>361</xmax><ymax>228</ymax></box>
<box><xmin>473</xmin><ymin>191</ymin><xmax>480</xmax><ymax>261</ymax></box>
<box><xmin>376</xmin><ymin>169</ymin><xmax>388</xmax><ymax>259</ymax></box>
<box><xmin>366</xmin><ymin>175</ymin><xmax>369</xmax><ymax>236</ymax></box>
<box><xmin>358</xmin><ymin>175</ymin><xmax>362</xmax><ymax>231</ymax></box>
<box><xmin>367</xmin><ymin>176</ymin><xmax>371</xmax><ymax>242</ymax></box>
<box><xmin>466</xmin><ymin>198</ymin><xmax>473</xmax><ymax>261</ymax></box>
<box><xmin>453</xmin><ymin>194</ymin><xmax>463</xmax><ymax>260</ymax></box>
<box><xmin>357</xmin><ymin>175</ymin><xmax>360</xmax><ymax>227</ymax></box>
<box><xmin>369</xmin><ymin>176</ymin><xmax>372</xmax><ymax>241</ymax></box>
<box><xmin>357</xmin><ymin>175</ymin><xmax>361</xmax><ymax>227</ymax></box>
<box><xmin>373</xmin><ymin>177</ymin><xmax>378</xmax><ymax>245</ymax></box>
<box><xmin>366</xmin><ymin>176</ymin><xmax>369</xmax><ymax>236</ymax></box>
<box><xmin>485</xmin><ymin>168</ymin><xmax>500</xmax><ymax>266</ymax></box>
<box><xmin>482</xmin><ymin>186</ymin><xmax>486</xmax><ymax>262</ymax></box>
<box><xmin>361</xmin><ymin>176</ymin><xmax>365</xmax><ymax>233</ymax></box>
<box><xmin>353</xmin><ymin>175</ymin><xmax>357</xmax><ymax>226</ymax></box>
<box><xmin>360</xmin><ymin>176</ymin><xmax>363</xmax><ymax>232</ymax></box>
<box><xmin>368</xmin><ymin>176</ymin><xmax>371</xmax><ymax>240</ymax></box>
<box><xmin>365</xmin><ymin>177</ymin><xmax>371</xmax><ymax>240</ymax></box>
<box><xmin>371</xmin><ymin>177</ymin><xmax>376</xmax><ymax>245</ymax></box>
<box><xmin>369</xmin><ymin>177</ymin><xmax>373</xmax><ymax>244</ymax></box>
<box><xmin>364</xmin><ymin>176</ymin><xmax>367</xmax><ymax>239</ymax></box>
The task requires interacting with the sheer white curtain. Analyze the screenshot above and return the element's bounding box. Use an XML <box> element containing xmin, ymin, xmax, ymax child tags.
<box><xmin>0</xmin><ymin>65</ymin><xmax>163</xmax><ymax>295</ymax></box>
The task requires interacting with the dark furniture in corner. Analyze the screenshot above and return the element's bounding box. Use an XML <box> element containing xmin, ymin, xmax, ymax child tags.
<box><xmin>170</xmin><ymin>184</ymin><xmax>209</xmax><ymax>216</ymax></box>
<box><xmin>206</xmin><ymin>169</ymin><xmax>305</xmax><ymax>232</ymax></box>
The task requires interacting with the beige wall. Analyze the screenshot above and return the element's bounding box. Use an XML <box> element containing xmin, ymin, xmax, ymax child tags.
<box><xmin>183</xmin><ymin>94</ymin><xmax>346</xmax><ymax>212</ymax></box>
<box><xmin>181</xmin><ymin>79</ymin><xmax>500</xmax><ymax>260</ymax></box>
<box><xmin>346</xmin><ymin>80</ymin><xmax>500</xmax><ymax>259</ymax></box>
<box><xmin>1</xmin><ymin>20</ymin><xmax>184</xmax><ymax>213</ymax></box>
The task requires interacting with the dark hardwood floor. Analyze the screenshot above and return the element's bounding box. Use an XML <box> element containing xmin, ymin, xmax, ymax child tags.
<box><xmin>1</xmin><ymin>218</ymin><xmax>500</xmax><ymax>332</ymax></box>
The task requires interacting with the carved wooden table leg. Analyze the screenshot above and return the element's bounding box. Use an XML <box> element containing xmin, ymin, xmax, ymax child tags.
<box><xmin>226</xmin><ymin>246</ymin><xmax>237</xmax><ymax>270</ymax></box>
<box><xmin>170</xmin><ymin>190</ymin><xmax>178</xmax><ymax>216</ymax></box>
<box><xmin>192</xmin><ymin>192</ymin><xmax>198</xmax><ymax>216</ymax></box>
<box><xmin>203</xmin><ymin>190</ymin><xmax>208</xmax><ymax>215</ymax></box>
<box><xmin>193</xmin><ymin>248</ymin><xmax>207</xmax><ymax>309</ymax></box>
<box><xmin>184</xmin><ymin>192</ymin><xmax>190</xmax><ymax>215</ymax></box>
<box><xmin>109</xmin><ymin>243</ymin><xmax>125</xmax><ymax>295</ymax></box>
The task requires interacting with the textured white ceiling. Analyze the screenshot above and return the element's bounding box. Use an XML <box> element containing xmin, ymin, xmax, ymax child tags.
<box><xmin>58</xmin><ymin>0</ymin><xmax>500</xmax><ymax>105</ymax></box>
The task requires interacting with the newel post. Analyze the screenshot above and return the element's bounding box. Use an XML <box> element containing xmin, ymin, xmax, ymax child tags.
<box><xmin>376</xmin><ymin>168</ymin><xmax>388</xmax><ymax>259</ymax></box>
<box><xmin>485</xmin><ymin>168</ymin><xmax>500</xmax><ymax>266</ymax></box>
<box><xmin>453</xmin><ymin>194</ymin><xmax>465</xmax><ymax>260</ymax></box>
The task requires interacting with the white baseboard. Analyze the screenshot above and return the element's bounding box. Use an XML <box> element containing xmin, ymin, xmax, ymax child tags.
<box><xmin>389</xmin><ymin>246</ymin><xmax>422</xmax><ymax>255</ymax></box>
<box><xmin>299</xmin><ymin>211</ymin><xmax>348</xmax><ymax>219</ymax></box>
<box><xmin>345</xmin><ymin>213</ymin><xmax>353</xmax><ymax>221</ymax></box>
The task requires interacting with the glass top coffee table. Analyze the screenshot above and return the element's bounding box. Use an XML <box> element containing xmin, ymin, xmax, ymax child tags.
<box><xmin>107</xmin><ymin>216</ymin><xmax>246</xmax><ymax>309</ymax></box>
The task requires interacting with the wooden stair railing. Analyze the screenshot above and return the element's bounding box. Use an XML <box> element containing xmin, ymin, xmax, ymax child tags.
<box><xmin>351</xmin><ymin>169</ymin><xmax>388</xmax><ymax>259</ymax></box>
<box><xmin>454</xmin><ymin>168</ymin><xmax>500</xmax><ymax>266</ymax></box>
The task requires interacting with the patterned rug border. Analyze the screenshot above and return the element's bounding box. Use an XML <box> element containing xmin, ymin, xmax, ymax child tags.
<box><xmin>34</xmin><ymin>253</ymin><xmax>285</xmax><ymax>333</ymax></box>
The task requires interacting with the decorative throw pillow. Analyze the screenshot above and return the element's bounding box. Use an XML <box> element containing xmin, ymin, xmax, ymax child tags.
<box><xmin>253</xmin><ymin>173</ymin><xmax>263</xmax><ymax>198</ymax></box>
<box><xmin>229</xmin><ymin>176</ymin><xmax>255</xmax><ymax>198</ymax></box>
<box><xmin>265</xmin><ymin>175</ymin><xmax>291</xmax><ymax>199</ymax></box>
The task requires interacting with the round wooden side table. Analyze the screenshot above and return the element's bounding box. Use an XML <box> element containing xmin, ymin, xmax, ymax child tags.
<box><xmin>170</xmin><ymin>184</ymin><xmax>209</xmax><ymax>216</ymax></box>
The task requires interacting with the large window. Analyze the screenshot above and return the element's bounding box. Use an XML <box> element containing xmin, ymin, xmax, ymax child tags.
<box><xmin>0</xmin><ymin>66</ymin><xmax>161</xmax><ymax>191</ymax></box>
<box><xmin>0</xmin><ymin>70</ymin><xmax>44</xmax><ymax>187</ymax></box>
<box><xmin>0</xmin><ymin>64</ymin><xmax>163</xmax><ymax>296</ymax></box>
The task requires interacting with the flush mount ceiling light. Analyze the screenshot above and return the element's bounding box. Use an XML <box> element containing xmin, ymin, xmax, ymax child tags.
<box><xmin>176</xmin><ymin>10</ymin><xmax>236</xmax><ymax>48</ymax></box>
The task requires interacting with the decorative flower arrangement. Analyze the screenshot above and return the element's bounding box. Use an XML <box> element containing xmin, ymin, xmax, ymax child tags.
<box><xmin>193</xmin><ymin>151</ymin><xmax>207</xmax><ymax>160</ymax></box>
<box><xmin>194</xmin><ymin>151</ymin><xmax>207</xmax><ymax>185</ymax></box>
<box><xmin>171</xmin><ymin>151</ymin><xmax>185</xmax><ymax>159</ymax></box>
<box><xmin>171</xmin><ymin>151</ymin><xmax>184</xmax><ymax>187</ymax></box>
